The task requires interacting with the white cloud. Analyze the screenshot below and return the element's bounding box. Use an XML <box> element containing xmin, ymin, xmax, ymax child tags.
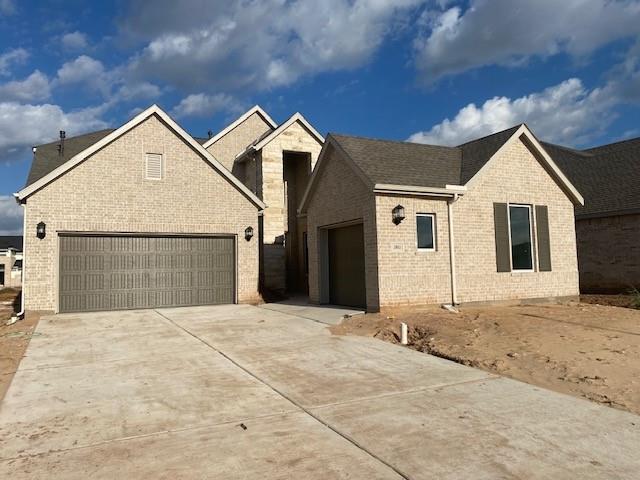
<box><xmin>0</xmin><ymin>0</ymin><xmax>16</xmax><ymax>16</ymax></box>
<box><xmin>113</xmin><ymin>82</ymin><xmax>161</xmax><ymax>103</ymax></box>
<box><xmin>56</xmin><ymin>55</ymin><xmax>106</xmax><ymax>86</ymax></box>
<box><xmin>0</xmin><ymin>102</ymin><xmax>109</xmax><ymax>164</ymax></box>
<box><xmin>61</xmin><ymin>31</ymin><xmax>89</xmax><ymax>51</ymax></box>
<box><xmin>0</xmin><ymin>71</ymin><xmax>50</xmax><ymax>102</ymax></box>
<box><xmin>0</xmin><ymin>195</ymin><xmax>22</xmax><ymax>235</ymax></box>
<box><xmin>171</xmin><ymin>93</ymin><xmax>240</xmax><ymax>118</ymax></box>
<box><xmin>124</xmin><ymin>0</ymin><xmax>426</xmax><ymax>91</ymax></box>
<box><xmin>415</xmin><ymin>0</ymin><xmax>640</xmax><ymax>82</ymax></box>
<box><xmin>0</xmin><ymin>48</ymin><xmax>28</xmax><ymax>76</ymax></box>
<box><xmin>408</xmin><ymin>78</ymin><xmax>617</xmax><ymax>146</ymax></box>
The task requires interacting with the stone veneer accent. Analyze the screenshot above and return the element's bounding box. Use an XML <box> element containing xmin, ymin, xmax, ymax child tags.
<box><xmin>24</xmin><ymin>114</ymin><xmax>262</xmax><ymax>311</ymax></box>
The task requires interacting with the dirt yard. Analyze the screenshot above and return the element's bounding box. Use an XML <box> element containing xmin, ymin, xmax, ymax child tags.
<box><xmin>331</xmin><ymin>301</ymin><xmax>640</xmax><ymax>415</ymax></box>
<box><xmin>0</xmin><ymin>289</ymin><xmax>41</xmax><ymax>402</ymax></box>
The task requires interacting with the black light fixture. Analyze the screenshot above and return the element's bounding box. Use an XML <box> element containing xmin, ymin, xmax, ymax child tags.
<box><xmin>36</xmin><ymin>221</ymin><xmax>46</xmax><ymax>239</ymax></box>
<box><xmin>244</xmin><ymin>226</ymin><xmax>254</xmax><ymax>241</ymax></box>
<box><xmin>392</xmin><ymin>205</ymin><xmax>405</xmax><ymax>225</ymax></box>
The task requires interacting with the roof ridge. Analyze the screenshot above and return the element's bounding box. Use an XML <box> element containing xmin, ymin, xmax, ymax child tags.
<box><xmin>34</xmin><ymin>128</ymin><xmax>116</xmax><ymax>148</ymax></box>
<box><xmin>330</xmin><ymin>132</ymin><xmax>459</xmax><ymax>150</ymax></box>
<box><xmin>584</xmin><ymin>136</ymin><xmax>640</xmax><ymax>154</ymax></box>
<box><xmin>456</xmin><ymin>124</ymin><xmax>522</xmax><ymax>147</ymax></box>
<box><xmin>542</xmin><ymin>141</ymin><xmax>593</xmax><ymax>157</ymax></box>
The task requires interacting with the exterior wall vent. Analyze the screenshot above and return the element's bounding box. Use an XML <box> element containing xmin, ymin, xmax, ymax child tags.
<box><xmin>145</xmin><ymin>153</ymin><xmax>163</xmax><ymax>180</ymax></box>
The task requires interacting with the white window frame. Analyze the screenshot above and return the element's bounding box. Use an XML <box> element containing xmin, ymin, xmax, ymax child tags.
<box><xmin>416</xmin><ymin>213</ymin><xmax>436</xmax><ymax>252</ymax></box>
<box><xmin>507</xmin><ymin>203</ymin><xmax>534</xmax><ymax>272</ymax></box>
<box><xmin>145</xmin><ymin>153</ymin><xmax>164</xmax><ymax>181</ymax></box>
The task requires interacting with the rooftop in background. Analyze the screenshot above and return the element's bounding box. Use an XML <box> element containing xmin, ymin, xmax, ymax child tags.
<box><xmin>543</xmin><ymin>137</ymin><xmax>640</xmax><ymax>219</ymax></box>
<box><xmin>0</xmin><ymin>236</ymin><xmax>23</xmax><ymax>251</ymax></box>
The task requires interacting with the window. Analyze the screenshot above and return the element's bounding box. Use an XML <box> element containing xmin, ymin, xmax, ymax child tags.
<box><xmin>416</xmin><ymin>214</ymin><xmax>435</xmax><ymax>250</ymax></box>
<box><xmin>145</xmin><ymin>153</ymin><xmax>163</xmax><ymax>180</ymax></box>
<box><xmin>508</xmin><ymin>205</ymin><xmax>533</xmax><ymax>271</ymax></box>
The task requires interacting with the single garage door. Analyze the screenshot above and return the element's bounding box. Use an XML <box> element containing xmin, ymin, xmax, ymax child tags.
<box><xmin>59</xmin><ymin>235</ymin><xmax>235</xmax><ymax>313</ymax></box>
<box><xmin>328</xmin><ymin>223</ymin><xmax>366</xmax><ymax>308</ymax></box>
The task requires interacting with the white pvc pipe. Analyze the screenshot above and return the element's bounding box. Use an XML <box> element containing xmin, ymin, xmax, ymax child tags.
<box><xmin>400</xmin><ymin>322</ymin><xmax>408</xmax><ymax>345</ymax></box>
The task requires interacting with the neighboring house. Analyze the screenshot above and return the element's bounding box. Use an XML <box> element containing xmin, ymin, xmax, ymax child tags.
<box><xmin>200</xmin><ymin>106</ymin><xmax>324</xmax><ymax>294</ymax></box>
<box><xmin>299</xmin><ymin>124</ymin><xmax>584</xmax><ymax>311</ymax></box>
<box><xmin>0</xmin><ymin>236</ymin><xmax>23</xmax><ymax>289</ymax></box>
<box><xmin>543</xmin><ymin>138</ymin><xmax>640</xmax><ymax>293</ymax></box>
<box><xmin>15</xmin><ymin>105</ymin><xmax>266</xmax><ymax>313</ymax></box>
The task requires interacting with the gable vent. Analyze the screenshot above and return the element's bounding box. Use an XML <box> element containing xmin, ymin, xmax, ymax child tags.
<box><xmin>145</xmin><ymin>153</ymin><xmax>163</xmax><ymax>180</ymax></box>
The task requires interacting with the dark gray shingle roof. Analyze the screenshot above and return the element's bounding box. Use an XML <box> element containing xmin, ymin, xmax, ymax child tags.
<box><xmin>329</xmin><ymin>125</ymin><xmax>523</xmax><ymax>189</ymax></box>
<box><xmin>330</xmin><ymin>134</ymin><xmax>462</xmax><ymax>188</ymax></box>
<box><xmin>543</xmin><ymin>138</ymin><xmax>640</xmax><ymax>218</ymax></box>
<box><xmin>26</xmin><ymin>129</ymin><xmax>116</xmax><ymax>187</ymax></box>
<box><xmin>0</xmin><ymin>236</ymin><xmax>23</xmax><ymax>251</ymax></box>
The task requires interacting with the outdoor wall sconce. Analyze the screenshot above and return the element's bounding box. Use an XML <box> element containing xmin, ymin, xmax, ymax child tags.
<box><xmin>244</xmin><ymin>226</ymin><xmax>254</xmax><ymax>241</ymax></box>
<box><xmin>36</xmin><ymin>221</ymin><xmax>46</xmax><ymax>239</ymax></box>
<box><xmin>392</xmin><ymin>205</ymin><xmax>405</xmax><ymax>225</ymax></box>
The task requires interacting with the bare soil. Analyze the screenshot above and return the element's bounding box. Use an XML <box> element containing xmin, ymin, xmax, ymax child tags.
<box><xmin>580</xmin><ymin>294</ymin><xmax>639</xmax><ymax>309</ymax></box>
<box><xmin>331</xmin><ymin>301</ymin><xmax>640</xmax><ymax>415</ymax></box>
<box><xmin>0</xmin><ymin>289</ymin><xmax>41</xmax><ymax>402</ymax></box>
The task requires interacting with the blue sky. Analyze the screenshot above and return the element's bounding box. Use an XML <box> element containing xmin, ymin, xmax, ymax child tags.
<box><xmin>1</xmin><ymin>0</ymin><xmax>639</xmax><ymax>234</ymax></box>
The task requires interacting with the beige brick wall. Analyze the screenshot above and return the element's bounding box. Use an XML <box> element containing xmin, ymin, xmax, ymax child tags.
<box><xmin>24</xmin><ymin>114</ymin><xmax>261</xmax><ymax>311</ymax></box>
<box><xmin>453</xmin><ymin>136</ymin><xmax>579</xmax><ymax>302</ymax></box>
<box><xmin>205</xmin><ymin>112</ymin><xmax>273</xmax><ymax>171</ymax></box>
<box><xmin>306</xmin><ymin>145</ymin><xmax>379</xmax><ymax>310</ymax></box>
<box><xmin>306</xmin><ymin>135</ymin><xmax>580</xmax><ymax>310</ymax></box>
<box><xmin>375</xmin><ymin>196</ymin><xmax>452</xmax><ymax>306</ymax></box>
<box><xmin>575</xmin><ymin>213</ymin><xmax>640</xmax><ymax>292</ymax></box>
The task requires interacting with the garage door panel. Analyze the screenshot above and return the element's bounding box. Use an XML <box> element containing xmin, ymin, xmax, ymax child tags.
<box><xmin>59</xmin><ymin>235</ymin><xmax>235</xmax><ymax>313</ymax></box>
<box><xmin>328</xmin><ymin>224</ymin><xmax>366</xmax><ymax>308</ymax></box>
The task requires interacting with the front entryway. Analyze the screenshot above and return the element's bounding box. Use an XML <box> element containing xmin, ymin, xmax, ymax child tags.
<box><xmin>328</xmin><ymin>223</ymin><xmax>366</xmax><ymax>308</ymax></box>
<box><xmin>58</xmin><ymin>234</ymin><xmax>235</xmax><ymax>312</ymax></box>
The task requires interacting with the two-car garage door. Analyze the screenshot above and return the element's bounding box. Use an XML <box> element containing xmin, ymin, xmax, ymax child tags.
<box><xmin>59</xmin><ymin>235</ymin><xmax>235</xmax><ymax>313</ymax></box>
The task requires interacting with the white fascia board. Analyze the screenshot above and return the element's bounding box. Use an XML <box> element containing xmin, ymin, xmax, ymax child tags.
<box><xmin>373</xmin><ymin>184</ymin><xmax>467</xmax><ymax>197</ymax></box>
<box><xmin>202</xmin><ymin>105</ymin><xmax>277</xmax><ymax>149</ymax></box>
<box><xmin>15</xmin><ymin>104</ymin><xmax>267</xmax><ymax>210</ymax></box>
<box><xmin>251</xmin><ymin>112</ymin><xmax>324</xmax><ymax>152</ymax></box>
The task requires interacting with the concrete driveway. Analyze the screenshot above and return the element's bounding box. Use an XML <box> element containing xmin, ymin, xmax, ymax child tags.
<box><xmin>1</xmin><ymin>304</ymin><xmax>638</xmax><ymax>479</ymax></box>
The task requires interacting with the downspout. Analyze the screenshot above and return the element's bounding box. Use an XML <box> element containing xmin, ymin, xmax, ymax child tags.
<box><xmin>9</xmin><ymin>197</ymin><xmax>26</xmax><ymax>323</ymax></box>
<box><xmin>447</xmin><ymin>193</ymin><xmax>460</xmax><ymax>306</ymax></box>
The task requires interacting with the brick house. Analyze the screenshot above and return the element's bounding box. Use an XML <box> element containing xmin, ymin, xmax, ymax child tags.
<box><xmin>0</xmin><ymin>236</ymin><xmax>23</xmax><ymax>289</ymax></box>
<box><xmin>15</xmin><ymin>104</ymin><xmax>322</xmax><ymax>313</ymax></box>
<box><xmin>543</xmin><ymin>138</ymin><xmax>640</xmax><ymax>293</ymax></box>
<box><xmin>299</xmin><ymin>125</ymin><xmax>584</xmax><ymax>311</ymax></box>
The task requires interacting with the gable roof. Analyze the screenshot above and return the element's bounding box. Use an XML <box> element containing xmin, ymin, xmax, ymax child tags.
<box><xmin>201</xmin><ymin>105</ymin><xmax>277</xmax><ymax>149</ymax></box>
<box><xmin>251</xmin><ymin>112</ymin><xmax>324</xmax><ymax>151</ymax></box>
<box><xmin>15</xmin><ymin>105</ymin><xmax>266</xmax><ymax>210</ymax></box>
<box><xmin>0</xmin><ymin>236</ymin><xmax>23</xmax><ymax>251</ymax></box>
<box><xmin>543</xmin><ymin>137</ymin><xmax>640</xmax><ymax>218</ymax></box>
<box><xmin>27</xmin><ymin>129</ymin><xmax>115</xmax><ymax>187</ymax></box>
<box><xmin>300</xmin><ymin>124</ymin><xmax>583</xmax><ymax>214</ymax></box>
<box><xmin>458</xmin><ymin>126</ymin><xmax>521</xmax><ymax>184</ymax></box>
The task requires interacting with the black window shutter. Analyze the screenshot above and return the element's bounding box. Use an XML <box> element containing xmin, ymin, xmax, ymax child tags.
<box><xmin>535</xmin><ymin>205</ymin><xmax>552</xmax><ymax>271</ymax></box>
<box><xmin>493</xmin><ymin>203</ymin><xmax>511</xmax><ymax>272</ymax></box>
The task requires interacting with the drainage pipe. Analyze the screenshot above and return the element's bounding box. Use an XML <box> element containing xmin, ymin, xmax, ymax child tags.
<box><xmin>447</xmin><ymin>193</ymin><xmax>460</xmax><ymax>306</ymax></box>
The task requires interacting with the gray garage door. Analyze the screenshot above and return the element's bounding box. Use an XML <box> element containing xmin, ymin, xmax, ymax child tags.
<box><xmin>328</xmin><ymin>223</ymin><xmax>366</xmax><ymax>308</ymax></box>
<box><xmin>59</xmin><ymin>235</ymin><xmax>235</xmax><ymax>313</ymax></box>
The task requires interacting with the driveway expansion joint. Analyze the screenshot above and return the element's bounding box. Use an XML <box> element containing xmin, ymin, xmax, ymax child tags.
<box><xmin>155</xmin><ymin>309</ymin><xmax>414</xmax><ymax>480</ymax></box>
